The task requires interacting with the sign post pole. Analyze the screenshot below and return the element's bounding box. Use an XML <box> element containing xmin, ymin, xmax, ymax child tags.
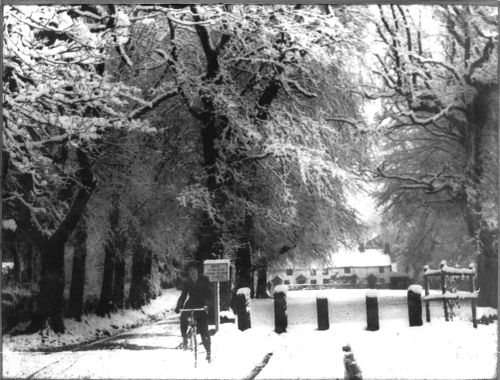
<box><xmin>203</xmin><ymin>259</ymin><xmax>230</xmax><ymax>334</ymax></box>
<box><xmin>215</xmin><ymin>281</ymin><xmax>220</xmax><ymax>332</ymax></box>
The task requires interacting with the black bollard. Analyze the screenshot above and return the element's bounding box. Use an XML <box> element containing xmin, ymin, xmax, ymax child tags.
<box><xmin>316</xmin><ymin>297</ymin><xmax>329</xmax><ymax>330</ymax></box>
<box><xmin>274</xmin><ymin>285</ymin><xmax>288</xmax><ymax>334</ymax></box>
<box><xmin>407</xmin><ymin>285</ymin><xmax>423</xmax><ymax>327</ymax></box>
<box><xmin>235</xmin><ymin>287</ymin><xmax>251</xmax><ymax>331</ymax></box>
<box><xmin>365</xmin><ymin>291</ymin><xmax>379</xmax><ymax>331</ymax></box>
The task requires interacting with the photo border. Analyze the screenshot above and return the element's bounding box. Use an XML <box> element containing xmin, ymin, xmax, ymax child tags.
<box><xmin>1</xmin><ymin>1</ymin><xmax>498</xmax><ymax>379</ymax></box>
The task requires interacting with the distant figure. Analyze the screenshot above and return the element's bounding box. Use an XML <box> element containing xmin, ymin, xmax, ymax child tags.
<box><xmin>175</xmin><ymin>262</ymin><xmax>212</xmax><ymax>362</ymax></box>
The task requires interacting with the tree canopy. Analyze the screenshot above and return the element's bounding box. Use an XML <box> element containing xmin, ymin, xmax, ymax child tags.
<box><xmin>2</xmin><ymin>4</ymin><xmax>498</xmax><ymax>334</ymax></box>
<box><xmin>371</xmin><ymin>5</ymin><xmax>498</xmax><ymax>306</ymax></box>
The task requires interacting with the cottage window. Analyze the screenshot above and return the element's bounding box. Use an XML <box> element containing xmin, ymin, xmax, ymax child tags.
<box><xmin>310</xmin><ymin>269</ymin><xmax>317</xmax><ymax>276</ymax></box>
<box><xmin>378</xmin><ymin>267</ymin><xmax>385</xmax><ymax>273</ymax></box>
<box><xmin>311</xmin><ymin>279</ymin><xmax>317</xmax><ymax>285</ymax></box>
<box><xmin>286</xmin><ymin>269</ymin><xmax>293</xmax><ymax>276</ymax></box>
<box><xmin>284</xmin><ymin>280</ymin><xmax>290</xmax><ymax>285</ymax></box>
<box><xmin>296</xmin><ymin>275</ymin><xmax>307</xmax><ymax>284</ymax></box>
<box><xmin>378</xmin><ymin>278</ymin><xmax>385</xmax><ymax>284</ymax></box>
<box><xmin>322</xmin><ymin>268</ymin><xmax>329</xmax><ymax>275</ymax></box>
<box><xmin>344</xmin><ymin>267</ymin><xmax>351</xmax><ymax>274</ymax></box>
<box><xmin>323</xmin><ymin>278</ymin><xmax>330</xmax><ymax>284</ymax></box>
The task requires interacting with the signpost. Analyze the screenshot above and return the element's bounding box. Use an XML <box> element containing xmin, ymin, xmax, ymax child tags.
<box><xmin>203</xmin><ymin>259</ymin><xmax>230</xmax><ymax>332</ymax></box>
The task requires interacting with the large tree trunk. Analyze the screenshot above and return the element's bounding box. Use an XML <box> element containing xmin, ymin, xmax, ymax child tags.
<box><xmin>255</xmin><ymin>260</ymin><xmax>270</xmax><ymax>299</ymax></box>
<box><xmin>96</xmin><ymin>199</ymin><xmax>121</xmax><ymax>316</ymax></box>
<box><xmin>112</xmin><ymin>254</ymin><xmax>126</xmax><ymax>310</ymax></box>
<box><xmin>235</xmin><ymin>242</ymin><xmax>253</xmax><ymax>290</ymax></box>
<box><xmin>128</xmin><ymin>242</ymin><xmax>144</xmax><ymax>309</ymax></box>
<box><xmin>111</xmin><ymin>220</ymin><xmax>127</xmax><ymax>309</ymax></box>
<box><xmin>142</xmin><ymin>247</ymin><xmax>154</xmax><ymax>303</ymax></box>
<box><xmin>96</xmin><ymin>241</ymin><xmax>116</xmax><ymax>317</ymax></box>
<box><xmin>66</xmin><ymin>216</ymin><xmax>87</xmax><ymax>321</ymax></box>
<box><xmin>22</xmin><ymin>242</ymin><xmax>34</xmax><ymax>285</ymax></box>
<box><xmin>476</xmin><ymin>239</ymin><xmax>497</xmax><ymax>308</ymax></box>
<box><xmin>26</xmin><ymin>241</ymin><xmax>66</xmax><ymax>333</ymax></box>
<box><xmin>22</xmin><ymin>149</ymin><xmax>95</xmax><ymax>333</ymax></box>
<box><xmin>194</xmin><ymin>119</ymin><xmax>227</xmax><ymax>263</ymax></box>
<box><xmin>12</xmin><ymin>244</ymin><xmax>22</xmax><ymax>283</ymax></box>
<box><xmin>465</xmin><ymin>201</ymin><xmax>497</xmax><ymax>308</ymax></box>
<box><xmin>464</xmin><ymin>87</ymin><xmax>498</xmax><ymax>308</ymax></box>
<box><xmin>128</xmin><ymin>235</ymin><xmax>153</xmax><ymax>309</ymax></box>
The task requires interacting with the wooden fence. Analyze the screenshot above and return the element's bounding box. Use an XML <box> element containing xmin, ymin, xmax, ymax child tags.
<box><xmin>422</xmin><ymin>261</ymin><xmax>477</xmax><ymax>328</ymax></box>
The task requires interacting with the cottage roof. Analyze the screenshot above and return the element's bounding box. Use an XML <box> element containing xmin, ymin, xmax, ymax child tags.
<box><xmin>330</xmin><ymin>249</ymin><xmax>391</xmax><ymax>268</ymax></box>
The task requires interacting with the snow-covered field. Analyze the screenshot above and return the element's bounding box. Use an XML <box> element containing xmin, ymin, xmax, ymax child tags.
<box><xmin>3</xmin><ymin>289</ymin><xmax>497</xmax><ymax>379</ymax></box>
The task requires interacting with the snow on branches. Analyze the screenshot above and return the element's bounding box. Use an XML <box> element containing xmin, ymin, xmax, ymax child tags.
<box><xmin>371</xmin><ymin>5</ymin><xmax>498</xmax><ymax>307</ymax></box>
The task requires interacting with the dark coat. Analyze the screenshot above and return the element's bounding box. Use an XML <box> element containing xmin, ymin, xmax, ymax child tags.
<box><xmin>176</xmin><ymin>275</ymin><xmax>212</xmax><ymax>310</ymax></box>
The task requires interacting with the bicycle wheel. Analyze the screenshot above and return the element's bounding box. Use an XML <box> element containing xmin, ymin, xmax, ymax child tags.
<box><xmin>192</xmin><ymin>326</ymin><xmax>198</xmax><ymax>367</ymax></box>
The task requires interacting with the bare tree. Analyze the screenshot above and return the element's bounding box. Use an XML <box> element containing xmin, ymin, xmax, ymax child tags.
<box><xmin>372</xmin><ymin>5</ymin><xmax>498</xmax><ymax>307</ymax></box>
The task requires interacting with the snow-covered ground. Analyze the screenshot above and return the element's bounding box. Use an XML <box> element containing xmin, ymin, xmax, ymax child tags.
<box><xmin>3</xmin><ymin>289</ymin><xmax>497</xmax><ymax>379</ymax></box>
<box><xmin>3</xmin><ymin>290</ymin><xmax>181</xmax><ymax>351</ymax></box>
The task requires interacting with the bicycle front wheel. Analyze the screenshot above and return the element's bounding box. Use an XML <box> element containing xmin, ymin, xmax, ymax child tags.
<box><xmin>192</xmin><ymin>328</ymin><xmax>198</xmax><ymax>367</ymax></box>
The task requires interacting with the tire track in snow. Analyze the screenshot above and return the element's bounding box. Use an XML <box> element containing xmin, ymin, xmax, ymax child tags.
<box><xmin>25</xmin><ymin>357</ymin><xmax>65</xmax><ymax>379</ymax></box>
<box><xmin>47</xmin><ymin>357</ymin><xmax>81</xmax><ymax>378</ymax></box>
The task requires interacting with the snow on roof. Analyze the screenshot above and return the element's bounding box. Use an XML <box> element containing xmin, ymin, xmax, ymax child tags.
<box><xmin>330</xmin><ymin>249</ymin><xmax>391</xmax><ymax>268</ymax></box>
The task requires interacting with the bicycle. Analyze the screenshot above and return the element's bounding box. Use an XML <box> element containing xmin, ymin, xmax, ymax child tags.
<box><xmin>180</xmin><ymin>308</ymin><xmax>208</xmax><ymax>368</ymax></box>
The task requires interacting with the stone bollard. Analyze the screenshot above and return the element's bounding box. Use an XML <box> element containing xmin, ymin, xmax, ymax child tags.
<box><xmin>343</xmin><ymin>344</ymin><xmax>362</xmax><ymax>380</ymax></box>
<box><xmin>407</xmin><ymin>285</ymin><xmax>423</xmax><ymax>327</ymax></box>
<box><xmin>274</xmin><ymin>285</ymin><xmax>288</xmax><ymax>334</ymax></box>
<box><xmin>316</xmin><ymin>297</ymin><xmax>329</xmax><ymax>330</ymax></box>
<box><xmin>365</xmin><ymin>290</ymin><xmax>379</xmax><ymax>331</ymax></box>
<box><xmin>235</xmin><ymin>287</ymin><xmax>251</xmax><ymax>331</ymax></box>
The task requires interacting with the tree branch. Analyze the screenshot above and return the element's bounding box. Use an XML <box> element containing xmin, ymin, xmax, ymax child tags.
<box><xmin>375</xmin><ymin>164</ymin><xmax>458</xmax><ymax>195</ymax></box>
<box><xmin>50</xmin><ymin>149</ymin><xmax>96</xmax><ymax>246</ymax></box>
<box><xmin>325</xmin><ymin>117</ymin><xmax>362</xmax><ymax>130</ymax></box>
<box><xmin>128</xmin><ymin>89</ymin><xmax>178</xmax><ymax>119</ymax></box>
<box><xmin>12</xmin><ymin>194</ymin><xmax>49</xmax><ymax>249</ymax></box>
<box><xmin>465</xmin><ymin>36</ymin><xmax>495</xmax><ymax>86</ymax></box>
<box><xmin>286</xmin><ymin>79</ymin><xmax>317</xmax><ymax>98</ymax></box>
<box><xmin>190</xmin><ymin>5</ymin><xmax>218</xmax><ymax>79</ymax></box>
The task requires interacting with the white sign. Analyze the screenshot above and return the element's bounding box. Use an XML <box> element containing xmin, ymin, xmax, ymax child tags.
<box><xmin>203</xmin><ymin>259</ymin><xmax>230</xmax><ymax>282</ymax></box>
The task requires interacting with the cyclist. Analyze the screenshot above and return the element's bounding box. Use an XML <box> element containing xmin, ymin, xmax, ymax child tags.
<box><xmin>175</xmin><ymin>261</ymin><xmax>212</xmax><ymax>362</ymax></box>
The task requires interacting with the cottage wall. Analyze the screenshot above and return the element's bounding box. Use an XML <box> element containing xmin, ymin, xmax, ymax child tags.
<box><xmin>269</xmin><ymin>265</ymin><xmax>392</xmax><ymax>287</ymax></box>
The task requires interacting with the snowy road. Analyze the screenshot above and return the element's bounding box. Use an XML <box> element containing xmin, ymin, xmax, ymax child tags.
<box><xmin>3</xmin><ymin>289</ymin><xmax>496</xmax><ymax>379</ymax></box>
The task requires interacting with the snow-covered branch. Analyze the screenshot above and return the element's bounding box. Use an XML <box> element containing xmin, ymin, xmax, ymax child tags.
<box><xmin>408</xmin><ymin>53</ymin><xmax>463</xmax><ymax>83</ymax></box>
<box><xmin>375</xmin><ymin>162</ymin><xmax>460</xmax><ymax>196</ymax></box>
<box><xmin>465</xmin><ymin>36</ymin><xmax>495</xmax><ymax>86</ymax></box>
<box><xmin>325</xmin><ymin>117</ymin><xmax>361</xmax><ymax>129</ymax></box>
<box><xmin>128</xmin><ymin>89</ymin><xmax>179</xmax><ymax>119</ymax></box>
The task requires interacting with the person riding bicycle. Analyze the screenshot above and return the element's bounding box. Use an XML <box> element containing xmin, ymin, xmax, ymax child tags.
<box><xmin>175</xmin><ymin>261</ymin><xmax>212</xmax><ymax>362</ymax></box>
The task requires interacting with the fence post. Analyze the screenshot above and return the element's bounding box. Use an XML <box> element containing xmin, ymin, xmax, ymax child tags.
<box><xmin>440</xmin><ymin>260</ymin><xmax>449</xmax><ymax>321</ymax></box>
<box><xmin>469</xmin><ymin>263</ymin><xmax>477</xmax><ymax>328</ymax></box>
<box><xmin>408</xmin><ymin>285</ymin><xmax>423</xmax><ymax>327</ymax></box>
<box><xmin>274</xmin><ymin>285</ymin><xmax>288</xmax><ymax>334</ymax></box>
<box><xmin>366</xmin><ymin>290</ymin><xmax>379</xmax><ymax>331</ymax></box>
<box><xmin>423</xmin><ymin>265</ymin><xmax>431</xmax><ymax>323</ymax></box>
<box><xmin>316</xmin><ymin>297</ymin><xmax>329</xmax><ymax>330</ymax></box>
<box><xmin>235</xmin><ymin>287</ymin><xmax>251</xmax><ymax>331</ymax></box>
